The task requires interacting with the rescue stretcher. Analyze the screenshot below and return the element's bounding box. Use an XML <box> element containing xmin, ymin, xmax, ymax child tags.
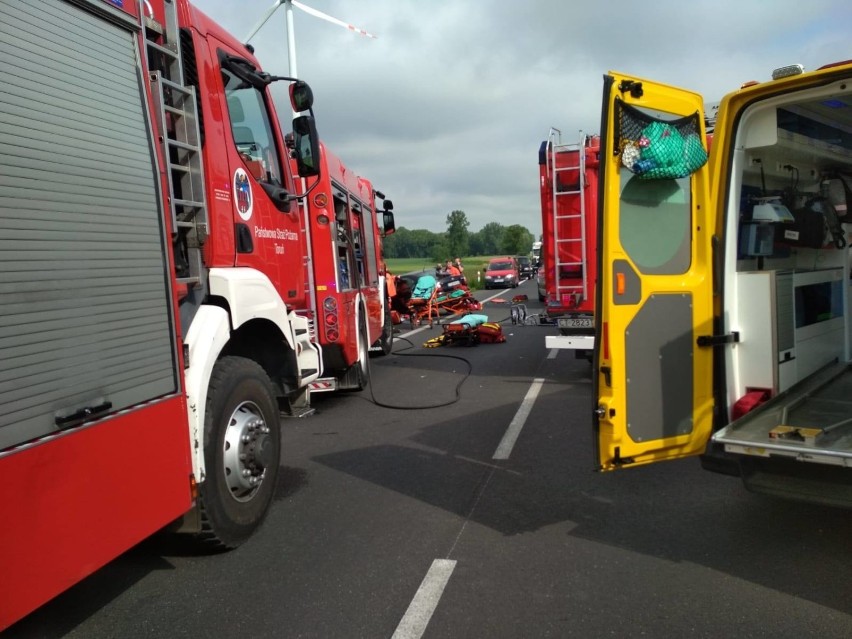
<box><xmin>434</xmin><ymin>288</ymin><xmax>482</xmax><ymax>315</ymax></box>
<box><xmin>405</xmin><ymin>274</ymin><xmax>481</xmax><ymax>327</ymax></box>
<box><xmin>407</xmin><ymin>275</ymin><xmax>440</xmax><ymax>327</ymax></box>
<box><xmin>426</xmin><ymin>314</ymin><xmax>505</xmax><ymax>347</ymax></box>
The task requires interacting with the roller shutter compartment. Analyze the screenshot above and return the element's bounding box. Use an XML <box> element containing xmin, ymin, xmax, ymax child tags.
<box><xmin>0</xmin><ymin>0</ymin><xmax>178</xmax><ymax>450</ymax></box>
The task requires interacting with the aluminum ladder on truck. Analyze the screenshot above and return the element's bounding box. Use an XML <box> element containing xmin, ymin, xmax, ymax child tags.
<box><xmin>548</xmin><ymin>130</ymin><xmax>589</xmax><ymax>307</ymax></box>
<box><xmin>140</xmin><ymin>0</ymin><xmax>209</xmax><ymax>294</ymax></box>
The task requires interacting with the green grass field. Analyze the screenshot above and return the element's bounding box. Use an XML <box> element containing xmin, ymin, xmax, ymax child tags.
<box><xmin>383</xmin><ymin>258</ymin><xmax>437</xmax><ymax>274</ymax></box>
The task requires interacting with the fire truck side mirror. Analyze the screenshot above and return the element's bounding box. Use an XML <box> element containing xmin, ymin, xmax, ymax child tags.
<box><xmin>383</xmin><ymin>210</ymin><xmax>396</xmax><ymax>236</ymax></box>
<box><xmin>289</xmin><ymin>81</ymin><xmax>314</xmax><ymax>113</ymax></box>
<box><xmin>293</xmin><ymin>115</ymin><xmax>320</xmax><ymax>177</ymax></box>
<box><xmin>259</xmin><ymin>182</ymin><xmax>293</xmax><ymax>213</ymax></box>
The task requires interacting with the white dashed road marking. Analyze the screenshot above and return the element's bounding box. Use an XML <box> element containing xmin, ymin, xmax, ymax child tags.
<box><xmin>392</xmin><ymin>559</ymin><xmax>457</xmax><ymax>639</ymax></box>
<box><xmin>493</xmin><ymin>378</ymin><xmax>545</xmax><ymax>460</ymax></box>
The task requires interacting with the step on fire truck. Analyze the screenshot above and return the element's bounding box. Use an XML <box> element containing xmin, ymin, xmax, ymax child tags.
<box><xmin>296</xmin><ymin>143</ymin><xmax>396</xmax><ymax>395</ymax></box>
<box><xmin>593</xmin><ymin>61</ymin><xmax>852</xmax><ymax>508</ymax></box>
<box><xmin>538</xmin><ymin>131</ymin><xmax>600</xmax><ymax>359</ymax></box>
<box><xmin>0</xmin><ymin>0</ymin><xmax>361</xmax><ymax>628</ymax></box>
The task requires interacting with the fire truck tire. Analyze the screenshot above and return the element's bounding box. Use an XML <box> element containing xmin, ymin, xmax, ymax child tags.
<box><xmin>197</xmin><ymin>356</ymin><xmax>280</xmax><ymax>549</ymax></box>
<box><xmin>373</xmin><ymin>305</ymin><xmax>394</xmax><ymax>357</ymax></box>
<box><xmin>341</xmin><ymin>316</ymin><xmax>369</xmax><ymax>391</ymax></box>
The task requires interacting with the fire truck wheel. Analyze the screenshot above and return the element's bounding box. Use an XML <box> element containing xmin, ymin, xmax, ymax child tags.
<box><xmin>341</xmin><ymin>316</ymin><xmax>369</xmax><ymax>391</ymax></box>
<box><xmin>373</xmin><ymin>305</ymin><xmax>393</xmax><ymax>357</ymax></box>
<box><xmin>198</xmin><ymin>356</ymin><xmax>280</xmax><ymax>549</ymax></box>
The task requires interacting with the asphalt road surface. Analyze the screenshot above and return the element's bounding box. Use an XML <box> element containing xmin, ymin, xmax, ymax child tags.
<box><xmin>9</xmin><ymin>278</ymin><xmax>852</xmax><ymax>638</ymax></box>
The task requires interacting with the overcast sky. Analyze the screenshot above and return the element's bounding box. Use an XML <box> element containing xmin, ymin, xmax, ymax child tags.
<box><xmin>193</xmin><ymin>0</ymin><xmax>852</xmax><ymax>236</ymax></box>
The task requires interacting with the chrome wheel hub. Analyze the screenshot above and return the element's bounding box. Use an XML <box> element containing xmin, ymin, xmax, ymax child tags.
<box><xmin>222</xmin><ymin>401</ymin><xmax>272</xmax><ymax>502</ymax></box>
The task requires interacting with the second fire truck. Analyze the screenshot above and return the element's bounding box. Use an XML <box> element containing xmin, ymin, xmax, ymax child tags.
<box><xmin>537</xmin><ymin>131</ymin><xmax>601</xmax><ymax>359</ymax></box>
<box><xmin>296</xmin><ymin>143</ymin><xmax>396</xmax><ymax>393</ymax></box>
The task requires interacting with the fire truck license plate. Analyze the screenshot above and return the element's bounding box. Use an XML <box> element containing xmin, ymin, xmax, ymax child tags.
<box><xmin>558</xmin><ymin>317</ymin><xmax>593</xmax><ymax>329</ymax></box>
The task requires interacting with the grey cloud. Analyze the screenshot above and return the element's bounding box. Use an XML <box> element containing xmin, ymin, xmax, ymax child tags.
<box><xmin>196</xmin><ymin>0</ymin><xmax>852</xmax><ymax>235</ymax></box>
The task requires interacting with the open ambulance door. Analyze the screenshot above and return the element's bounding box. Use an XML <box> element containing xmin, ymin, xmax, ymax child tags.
<box><xmin>593</xmin><ymin>72</ymin><xmax>716</xmax><ymax>471</ymax></box>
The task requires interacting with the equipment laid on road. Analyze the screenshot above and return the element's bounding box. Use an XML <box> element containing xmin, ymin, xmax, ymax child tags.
<box><xmin>422</xmin><ymin>314</ymin><xmax>506</xmax><ymax>347</ymax></box>
<box><xmin>435</xmin><ymin>288</ymin><xmax>482</xmax><ymax>315</ymax></box>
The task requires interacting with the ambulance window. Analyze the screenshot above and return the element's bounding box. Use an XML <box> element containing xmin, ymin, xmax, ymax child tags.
<box><xmin>221</xmin><ymin>66</ymin><xmax>284</xmax><ymax>186</ymax></box>
<box><xmin>618</xmin><ymin>171</ymin><xmax>691</xmax><ymax>274</ymax></box>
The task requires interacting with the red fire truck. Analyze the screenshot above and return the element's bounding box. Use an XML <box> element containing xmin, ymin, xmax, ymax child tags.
<box><xmin>0</xmin><ymin>0</ymin><xmax>349</xmax><ymax>628</ymax></box>
<box><xmin>296</xmin><ymin>144</ymin><xmax>395</xmax><ymax>394</ymax></box>
<box><xmin>537</xmin><ymin>131</ymin><xmax>600</xmax><ymax>358</ymax></box>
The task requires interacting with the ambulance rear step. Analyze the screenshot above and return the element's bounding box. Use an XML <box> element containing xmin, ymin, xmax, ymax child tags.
<box><xmin>712</xmin><ymin>361</ymin><xmax>852</xmax><ymax>467</ymax></box>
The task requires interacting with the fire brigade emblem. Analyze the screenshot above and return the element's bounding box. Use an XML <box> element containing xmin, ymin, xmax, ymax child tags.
<box><xmin>234</xmin><ymin>168</ymin><xmax>253</xmax><ymax>220</ymax></box>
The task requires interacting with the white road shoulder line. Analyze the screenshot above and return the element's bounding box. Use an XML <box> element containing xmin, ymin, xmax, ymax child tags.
<box><xmin>392</xmin><ymin>559</ymin><xmax>457</xmax><ymax>639</ymax></box>
<box><xmin>492</xmin><ymin>378</ymin><xmax>545</xmax><ymax>460</ymax></box>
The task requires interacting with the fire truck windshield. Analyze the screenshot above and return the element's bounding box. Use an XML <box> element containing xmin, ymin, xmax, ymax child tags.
<box><xmin>222</xmin><ymin>66</ymin><xmax>284</xmax><ymax>186</ymax></box>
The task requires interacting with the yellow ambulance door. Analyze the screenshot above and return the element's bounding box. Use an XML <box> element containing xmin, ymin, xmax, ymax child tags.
<box><xmin>593</xmin><ymin>72</ymin><xmax>715</xmax><ymax>470</ymax></box>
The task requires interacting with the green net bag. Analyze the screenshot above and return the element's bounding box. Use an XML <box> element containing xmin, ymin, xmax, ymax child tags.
<box><xmin>615</xmin><ymin>99</ymin><xmax>708</xmax><ymax>180</ymax></box>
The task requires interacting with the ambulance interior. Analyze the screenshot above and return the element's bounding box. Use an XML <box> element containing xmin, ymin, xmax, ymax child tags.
<box><xmin>714</xmin><ymin>77</ymin><xmax>852</xmax><ymax>469</ymax></box>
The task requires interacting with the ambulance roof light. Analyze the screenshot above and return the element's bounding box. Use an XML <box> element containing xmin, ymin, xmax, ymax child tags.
<box><xmin>772</xmin><ymin>64</ymin><xmax>804</xmax><ymax>80</ymax></box>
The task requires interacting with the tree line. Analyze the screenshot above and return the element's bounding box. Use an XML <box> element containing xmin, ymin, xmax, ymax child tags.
<box><xmin>383</xmin><ymin>210</ymin><xmax>534</xmax><ymax>261</ymax></box>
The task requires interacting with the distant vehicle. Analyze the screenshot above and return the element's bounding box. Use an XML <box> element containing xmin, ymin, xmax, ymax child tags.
<box><xmin>531</xmin><ymin>240</ymin><xmax>542</xmax><ymax>266</ymax></box>
<box><xmin>483</xmin><ymin>257</ymin><xmax>519</xmax><ymax>289</ymax></box>
<box><xmin>516</xmin><ymin>255</ymin><xmax>534</xmax><ymax>279</ymax></box>
<box><xmin>436</xmin><ymin>273</ymin><xmax>467</xmax><ymax>293</ymax></box>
